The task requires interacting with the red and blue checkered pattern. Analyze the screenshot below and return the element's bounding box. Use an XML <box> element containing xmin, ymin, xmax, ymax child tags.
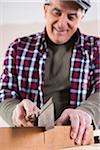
<box><xmin>0</xmin><ymin>29</ymin><xmax>100</xmax><ymax>108</ymax></box>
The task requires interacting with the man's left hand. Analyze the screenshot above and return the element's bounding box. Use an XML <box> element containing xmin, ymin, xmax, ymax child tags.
<box><xmin>55</xmin><ymin>109</ymin><xmax>92</xmax><ymax>145</ymax></box>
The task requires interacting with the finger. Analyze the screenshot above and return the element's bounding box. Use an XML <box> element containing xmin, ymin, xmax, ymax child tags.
<box><xmin>75</xmin><ymin>115</ymin><xmax>86</xmax><ymax>145</ymax></box>
<box><xmin>22</xmin><ymin>99</ymin><xmax>40</xmax><ymax>117</ymax></box>
<box><xmin>16</xmin><ymin>112</ymin><xmax>27</xmax><ymax>127</ymax></box>
<box><xmin>56</xmin><ymin>109</ymin><xmax>80</xmax><ymax>140</ymax></box>
<box><xmin>70</xmin><ymin>112</ymin><xmax>80</xmax><ymax>140</ymax></box>
<box><xmin>82</xmin><ymin>116</ymin><xmax>91</xmax><ymax>145</ymax></box>
<box><xmin>75</xmin><ymin>110</ymin><xmax>92</xmax><ymax>145</ymax></box>
<box><xmin>55</xmin><ymin>120</ymin><xmax>62</xmax><ymax>126</ymax></box>
<box><xmin>82</xmin><ymin>127</ymin><xmax>91</xmax><ymax>145</ymax></box>
<box><xmin>26</xmin><ymin>121</ymin><xmax>34</xmax><ymax>127</ymax></box>
<box><xmin>18</xmin><ymin>118</ymin><xmax>28</xmax><ymax>127</ymax></box>
<box><xmin>15</xmin><ymin>112</ymin><xmax>33</xmax><ymax>127</ymax></box>
<box><xmin>18</xmin><ymin>116</ymin><xmax>35</xmax><ymax>127</ymax></box>
<box><xmin>55</xmin><ymin>109</ymin><xmax>69</xmax><ymax>125</ymax></box>
<box><xmin>14</xmin><ymin>104</ymin><xmax>27</xmax><ymax>127</ymax></box>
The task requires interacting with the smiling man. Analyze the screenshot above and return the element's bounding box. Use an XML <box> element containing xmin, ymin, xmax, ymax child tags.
<box><xmin>0</xmin><ymin>0</ymin><xmax>100</xmax><ymax>146</ymax></box>
<box><xmin>44</xmin><ymin>0</ymin><xmax>85</xmax><ymax>44</ymax></box>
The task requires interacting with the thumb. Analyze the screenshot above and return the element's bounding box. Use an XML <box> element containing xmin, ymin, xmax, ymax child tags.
<box><xmin>22</xmin><ymin>99</ymin><xmax>40</xmax><ymax>117</ymax></box>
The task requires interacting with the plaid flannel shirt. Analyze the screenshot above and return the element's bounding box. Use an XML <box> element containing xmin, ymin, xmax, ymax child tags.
<box><xmin>0</xmin><ymin>29</ymin><xmax>100</xmax><ymax>108</ymax></box>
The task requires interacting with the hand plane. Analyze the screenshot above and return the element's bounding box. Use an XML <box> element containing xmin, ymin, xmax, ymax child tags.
<box><xmin>27</xmin><ymin>97</ymin><xmax>55</xmax><ymax>130</ymax></box>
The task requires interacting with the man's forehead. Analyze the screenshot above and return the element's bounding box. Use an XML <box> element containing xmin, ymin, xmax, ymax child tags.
<box><xmin>45</xmin><ymin>0</ymin><xmax>84</xmax><ymax>17</ymax></box>
<box><xmin>45</xmin><ymin>0</ymin><xmax>79</xmax><ymax>3</ymax></box>
<box><xmin>45</xmin><ymin>0</ymin><xmax>82</xmax><ymax>10</ymax></box>
<box><xmin>45</xmin><ymin>0</ymin><xmax>69</xmax><ymax>3</ymax></box>
<box><xmin>45</xmin><ymin>0</ymin><xmax>91</xmax><ymax>11</ymax></box>
<box><xmin>45</xmin><ymin>0</ymin><xmax>81</xmax><ymax>6</ymax></box>
<box><xmin>45</xmin><ymin>0</ymin><xmax>76</xmax><ymax>4</ymax></box>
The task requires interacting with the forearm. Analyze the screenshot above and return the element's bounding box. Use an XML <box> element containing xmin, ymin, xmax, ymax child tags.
<box><xmin>0</xmin><ymin>99</ymin><xmax>20</xmax><ymax>126</ymax></box>
<box><xmin>76</xmin><ymin>92</ymin><xmax>100</xmax><ymax>129</ymax></box>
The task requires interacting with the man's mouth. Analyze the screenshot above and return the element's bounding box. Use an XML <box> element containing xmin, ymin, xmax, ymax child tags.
<box><xmin>53</xmin><ymin>27</ymin><xmax>68</xmax><ymax>35</ymax></box>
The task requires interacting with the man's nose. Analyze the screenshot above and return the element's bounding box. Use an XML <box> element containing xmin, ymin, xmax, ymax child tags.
<box><xmin>58</xmin><ymin>15</ymin><xmax>68</xmax><ymax>29</ymax></box>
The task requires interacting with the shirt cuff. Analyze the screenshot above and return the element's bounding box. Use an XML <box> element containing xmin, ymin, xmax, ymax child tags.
<box><xmin>76</xmin><ymin>92</ymin><xmax>100</xmax><ymax>129</ymax></box>
<box><xmin>0</xmin><ymin>99</ymin><xmax>20</xmax><ymax>126</ymax></box>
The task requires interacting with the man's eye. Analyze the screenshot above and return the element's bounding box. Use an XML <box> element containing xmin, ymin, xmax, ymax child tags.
<box><xmin>52</xmin><ymin>9</ymin><xmax>61</xmax><ymax>16</ymax></box>
<box><xmin>68</xmin><ymin>15</ymin><xmax>75</xmax><ymax>21</ymax></box>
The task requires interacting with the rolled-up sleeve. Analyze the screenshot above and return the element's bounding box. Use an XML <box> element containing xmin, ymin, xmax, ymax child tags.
<box><xmin>0</xmin><ymin>40</ymin><xmax>21</xmax><ymax>102</ymax></box>
<box><xmin>77</xmin><ymin>38</ymin><xmax>100</xmax><ymax>129</ymax></box>
<box><xmin>77</xmin><ymin>92</ymin><xmax>100</xmax><ymax>129</ymax></box>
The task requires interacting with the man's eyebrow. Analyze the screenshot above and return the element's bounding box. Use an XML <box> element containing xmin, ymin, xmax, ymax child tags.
<box><xmin>68</xmin><ymin>13</ymin><xmax>78</xmax><ymax>17</ymax></box>
<box><xmin>52</xmin><ymin>7</ymin><xmax>61</xmax><ymax>12</ymax></box>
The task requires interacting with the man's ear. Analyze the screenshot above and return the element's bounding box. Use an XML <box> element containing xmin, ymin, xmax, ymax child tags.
<box><xmin>81</xmin><ymin>14</ymin><xmax>85</xmax><ymax>20</ymax></box>
<box><xmin>81</xmin><ymin>10</ymin><xmax>85</xmax><ymax>20</ymax></box>
<box><xmin>44</xmin><ymin>5</ymin><xmax>48</xmax><ymax>17</ymax></box>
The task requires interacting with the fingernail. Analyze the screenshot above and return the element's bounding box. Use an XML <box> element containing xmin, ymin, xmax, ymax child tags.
<box><xmin>82</xmin><ymin>140</ymin><xmax>86</xmax><ymax>145</ymax></box>
<box><xmin>75</xmin><ymin>139</ymin><xmax>81</xmax><ymax>145</ymax></box>
<box><xmin>71</xmin><ymin>132</ymin><xmax>76</xmax><ymax>139</ymax></box>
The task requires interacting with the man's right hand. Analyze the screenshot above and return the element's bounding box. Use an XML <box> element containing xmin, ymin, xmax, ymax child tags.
<box><xmin>12</xmin><ymin>99</ymin><xmax>40</xmax><ymax>127</ymax></box>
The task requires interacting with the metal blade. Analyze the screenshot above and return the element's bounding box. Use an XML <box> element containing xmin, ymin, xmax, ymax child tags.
<box><xmin>38</xmin><ymin>97</ymin><xmax>55</xmax><ymax>130</ymax></box>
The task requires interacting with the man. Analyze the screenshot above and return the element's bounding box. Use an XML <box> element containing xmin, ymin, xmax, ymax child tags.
<box><xmin>0</xmin><ymin>0</ymin><xmax>100</xmax><ymax>146</ymax></box>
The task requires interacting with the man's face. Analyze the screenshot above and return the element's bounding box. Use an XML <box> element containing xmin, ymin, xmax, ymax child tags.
<box><xmin>44</xmin><ymin>0</ymin><xmax>85</xmax><ymax>44</ymax></box>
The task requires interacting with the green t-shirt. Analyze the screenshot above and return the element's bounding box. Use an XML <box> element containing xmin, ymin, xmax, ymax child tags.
<box><xmin>44</xmin><ymin>34</ymin><xmax>74</xmax><ymax>119</ymax></box>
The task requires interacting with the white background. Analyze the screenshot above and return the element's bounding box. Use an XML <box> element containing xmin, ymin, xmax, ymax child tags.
<box><xmin>0</xmin><ymin>0</ymin><xmax>100</xmax><ymax>126</ymax></box>
<box><xmin>0</xmin><ymin>0</ymin><xmax>100</xmax><ymax>24</ymax></box>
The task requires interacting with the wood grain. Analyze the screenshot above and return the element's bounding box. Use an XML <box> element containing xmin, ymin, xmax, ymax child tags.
<box><xmin>0</xmin><ymin>126</ymin><xmax>94</xmax><ymax>150</ymax></box>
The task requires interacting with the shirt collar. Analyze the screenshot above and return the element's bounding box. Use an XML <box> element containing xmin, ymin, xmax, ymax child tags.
<box><xmin>44</xmin><ymin>28</ymin><xmax>81</xmax><ymax>47</ymax></box>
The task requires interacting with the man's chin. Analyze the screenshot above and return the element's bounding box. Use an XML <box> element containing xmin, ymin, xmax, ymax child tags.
<box><xmin>54</xmin><ymin>38</ymin><xmax>68</xmax><ymax>44</ymax></box>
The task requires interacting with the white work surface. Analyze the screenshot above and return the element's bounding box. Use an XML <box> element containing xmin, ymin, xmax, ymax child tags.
<box><xmin>61</xmin><ymin>144</ymin><xmax>100</xmax><ymax>150</ymax></box>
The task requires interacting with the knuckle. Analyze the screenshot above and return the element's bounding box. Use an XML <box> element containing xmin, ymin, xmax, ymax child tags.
<box><xmin>22</xmin><ymin>99</ymin><xmax>28</xmax><ymax>102</ymax></box>
<box><xmin>82</xmin><ymin>121</ymin><xmax>86</xmax><ymax>127</ymax></box>
<box><xmin>73</xmin><ymin>114</ymin><xmax>79</xmax><ymax>120</ymax></box>
<box><xmin>17</xmin><ymin>113</ymin><xmax>23</xmax><ymax>120</ymax></box>
<box><xmin>80</xmin><ymin>117</ymin><xmax>86</xmax><ymax>126</ymax></box>
<box><xmin>85</xmin><ymin>115</ymin><xmax>92</xmax><ymax>126</ymax></box>
<box><xmin>22</xmin><ymin>99</ymin><xmax>30</xmax><ymax>105</ymax></box>
<box><xmin>71</xmin><ymin>112</ymin><xmax>79</xmax><ymax>122</ymax></box>
<box><xmin>16</xmin><ymin>103</ymin><xmax>20</xmax><ymax>110</ymax></box>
